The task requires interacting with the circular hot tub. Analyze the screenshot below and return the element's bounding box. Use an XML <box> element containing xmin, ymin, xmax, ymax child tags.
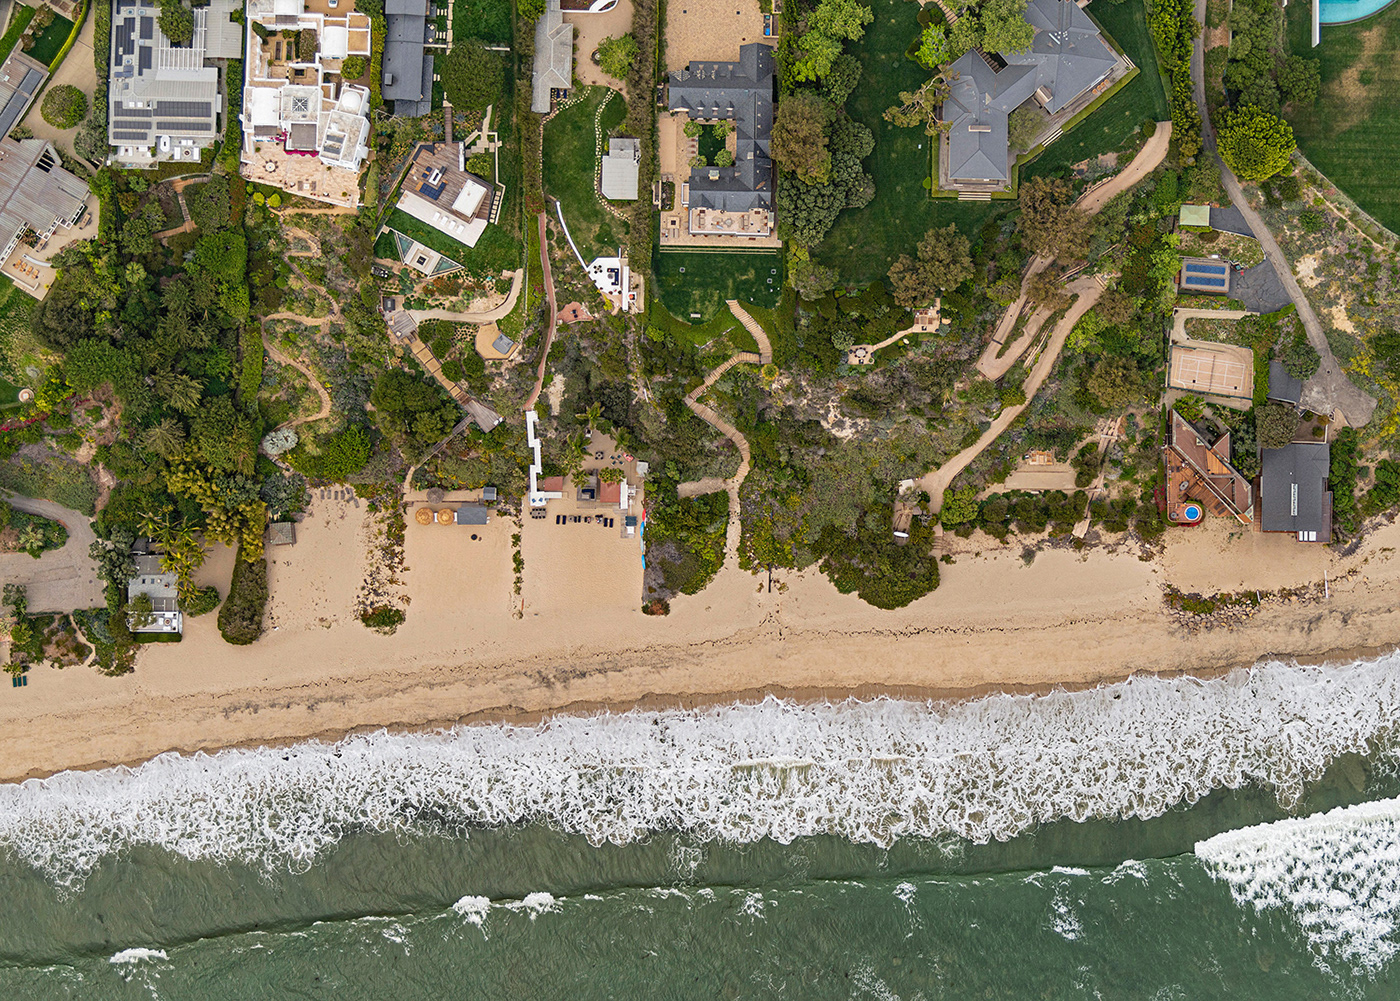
<box><xmin>1183</xmin><ymin>504</ymin><xmax>1202</xmax><ymax>522</ymax></box>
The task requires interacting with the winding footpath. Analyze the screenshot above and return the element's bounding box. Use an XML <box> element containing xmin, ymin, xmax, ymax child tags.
<box><xmin>977</xmin><ymin>122</ymin><xmax>1173</xmax><ymax>380</ymax></box>
<box><xmin>677</xmin><ymin>302</ymin><xmax>774</xmax><ymax>559</ymax></box>
<box><xmin>1188</xmin><ymin>0</ymin><xmax>1375</xmax><ymax>427</ymax></box>
<box><xmin>407</xmin><ymin>268</ymin><xmax>524</xmax><ymax>326</ymax></box>
<box><xmin>924</xmin><ymin>124</ymin><xmax>1174</xmax><ymax>513</ymax></box>
<box><xmin>259</xmin><ymin>314</ymin><xmax>333</xmax><ymax>429</ymax></box>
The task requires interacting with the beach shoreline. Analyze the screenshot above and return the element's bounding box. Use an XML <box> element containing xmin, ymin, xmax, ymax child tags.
<box><xmin>4</xmin><ymin>496</ymin><xmax>1400</xmax><ymax>784</ymax></box>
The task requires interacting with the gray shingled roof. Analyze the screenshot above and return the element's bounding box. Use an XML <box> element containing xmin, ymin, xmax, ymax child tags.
<box><xmin>668</xmin><ymin>43</ymin><xmax>774</xmax><ymax>211</ymax></box>
<box><xmin>1267</xmin><ymin>360</ymin><xmax>1304</xmax><ymax>406</ymax></box>
<box><xmin>531</xmin><ymin>0</ymin><xmax>573</xmax><ymax>113</ymax></box>
<box><xmin>1260</xmin><ymin>442</ymin><xmax>1331</xmax><ymax>537</ymax></box>
<box><xmin>943</xmin><ymin>0</ymin><xmax>1117</xmax><ymax>183</ymax></box>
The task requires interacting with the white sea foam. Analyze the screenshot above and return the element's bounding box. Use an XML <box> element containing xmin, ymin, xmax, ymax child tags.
<box><xmin>5</xmin><ymin>657</ymin><xmax>1400</xmax><ymax>887</ymax></box>
<box><xmin>109</xmin><ymin>948</ymin><xmax>168</xmax><ymax>964</ymax></box>
<box><xmin>1197</xmin><ymin>797</ymin><xmax>1400</xmax><ymax>970</ymax></box>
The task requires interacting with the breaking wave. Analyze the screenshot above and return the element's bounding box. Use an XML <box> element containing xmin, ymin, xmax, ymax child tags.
<box><xmin>1197</xmin><ymin>798</ymin><xmax>1400</xmax><ymax>971</ymax></box>
<box><xmin>5</xmin><ymin>655</ymin><xmax>1400</xmax><ymax>887</ymax></box>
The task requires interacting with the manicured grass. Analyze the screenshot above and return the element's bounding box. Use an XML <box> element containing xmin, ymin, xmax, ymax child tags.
<box><xmin>384</xmin><ymin>207</ymin><xmax>523</xmax><ymax>278</ymax></box>
<box><xmin>27</xmin><ymin>9</ymin><xmax>74</xmax><ymax>66</ymax></box>
<box><xmin>814</xmin><ymin>0</ymin><xmax>1169</xmax><ymax>285</ymax></box>
<box><xmin>1286</xmin><ymin>1</ymin><xmax>1400</xmax><ymax>233</ymax></box>
<box><xmin>0</xmin><ymin>5</ymin><xmax>36</xmax><ymax>63</ymax></box>
<box><xmin>543</xmin><ymin>86</ymin><xmax>627</xmax><ymax>262</ymax></box>
<box><xmin>452</xmin><ymin>0</ymin><xmax>511</xmax><ymax>45</ymax></box>
<box><xmin>653</xmin><ymin>248</ymin><xmax>783</xmax><ymax>320</ymax></box>
<box><xmin>696</xmin><ymin>124</ymin><xmax>724</xmax><ymax>164</ymax></box>
<box><xmin>0</xmin><ymin>374</ymin><xmax>20</xmax><ymax>407</ymax></box>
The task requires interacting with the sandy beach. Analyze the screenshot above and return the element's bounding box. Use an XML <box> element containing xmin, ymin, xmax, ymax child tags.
<box><xmin>2</xmin><ymin>494</ymin><xmax>1400</xmax><ymax>782</ymax></box>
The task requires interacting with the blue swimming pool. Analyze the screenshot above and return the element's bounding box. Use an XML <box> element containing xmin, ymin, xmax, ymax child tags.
<box><xmin>1320</xmin><ymin>0</ymin><xmax>1399</xmax><ymax>24</ymax></box>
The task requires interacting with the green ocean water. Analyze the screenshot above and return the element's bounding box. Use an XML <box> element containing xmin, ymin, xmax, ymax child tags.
<box><xmin>0</xmin><ymin>754</ymin><xmax>1395</xmax><ymax>1000</ymax></box>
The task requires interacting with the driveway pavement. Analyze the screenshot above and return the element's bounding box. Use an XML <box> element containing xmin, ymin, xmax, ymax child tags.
<box><xmin>1189</xmin><ymin>0</ymin><xmax>1376</xmax><ymax>427</ymax></box>
<box><xmin>20</xmin><ymin>8</ymin><xmax>97</xmax><ymax>152</ymax></box>
<box><xmin>0</xmin><ymin>493</ymin><xmax>104</xmax><ymax>613</ymax></box>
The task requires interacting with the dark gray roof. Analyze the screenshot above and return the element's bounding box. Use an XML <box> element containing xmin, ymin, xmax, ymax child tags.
<box><xmin>1267</xmin><ymin>360</ymin><xmax>1304</xmax><ymax>406</ymax></box>
<box><xmin>943</xmin><ymin>0</ymin><xmax>1116</xmax><ymax>183</ymax></box>
<box><xmin>1260</xmin><ymin>443</ymin><xmax>1331</xmax><ymax>538</ymax></box>
<box><xmin>454</xmin><ymin>504</ymin><xmax>489</xmax><ymax>525</ymax></box>
<box><xmin>383</xmin><ymin>10</ymin><xmax>435</xmax><ymax>115</ymax></box>
<box><xmin>668</xmin><ymin>43</ymin><xmax>775</xmax><ymax>210</ymax></box>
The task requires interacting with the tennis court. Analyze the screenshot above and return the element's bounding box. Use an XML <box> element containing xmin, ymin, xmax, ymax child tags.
<box><xmin>1168</xmin><ymin>341</ymin><xmax>1255</xmax><ymax>399</ymax></box>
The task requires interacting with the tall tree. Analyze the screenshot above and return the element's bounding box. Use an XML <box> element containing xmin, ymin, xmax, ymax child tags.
<box><xmin>885</xmin><ymin>224</ymin><xmax>973</xmax><ymax>308</ymax></box>
<box><xmin>771</xmin><ymin>92</ymin><xmax>835</xmax><ymax>183</ymax></box>
<box><xmin>1218</xmin><ymin>106</ymin><xmax>1296</xmax><ymax>182</ymax></box>
<box><xmin>981</xmin><ymin>0</ymin><xmax>1035</xmax><ymax>53</ymax></box>
<box><xmin>1017</xmin><ymin>176</ymin><xmax>1093</xmax><ymax>260</ymax></box>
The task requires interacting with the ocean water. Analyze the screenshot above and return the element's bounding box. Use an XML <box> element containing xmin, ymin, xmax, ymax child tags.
<box><xmin>6</xmin><ymin>658</ymin><xmax>1400</xmax><ymax>997</ymax></box>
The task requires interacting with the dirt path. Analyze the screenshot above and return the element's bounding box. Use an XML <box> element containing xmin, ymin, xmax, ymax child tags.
<box><xmin>923</xmin><ymin>276</ymin><xmax>1105</xmax><ymax>513</ymax></box>
<box><xmin>977</xmin><ymin>122</ymin><xmax>1173</xmax><ymax>380</ymax></box>
<box><xmin>408</xmin><ymin>269</ymin><xmax>524</xmax><ymax>325</ymax></box>
<box><xmin>153</xmin><ymin>175</ymin><xmax>212</xmax><ymax>241</ymax></box>
<box><xmin>0</xmin><ymin>493</ymin><xmax>103</xmax><ymax>613</ymax></box>
<box><xmin>260</xmin><ymin>315</ymin><xmax>333</xmax><ymax>430</ymax></box>
<box><xmin>1189</xmin><ymin>0</ymin><xmax>1376</xmax><ymax>428</ymax></box>
<box><xmin>522</xmin><ymin>213</ymin><xmax>557</xmax><ymax>413</ymax></box>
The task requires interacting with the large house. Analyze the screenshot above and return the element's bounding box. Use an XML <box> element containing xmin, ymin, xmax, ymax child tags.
<box><xmin>0</xmin><ymin>138</ymin><xmax>90</xmax><ymax>264</ymax></box>
<box><xmin>1163</xmin><ymin>410</ymin><xmax>1253</xmax><ymax>527</ymax></box>
<box><xmin>1260</xmin><ymin>442</ymin><xmax>1332</xmax><ymax>542</ymax></box>
<box><xmin>240</xmin><ymin>0</ymin><xmax>374</xmax><ymax>205</ymax></box>
<box><xmin>107</xmin><ymin>0</ymin><xmax>243</xmax><ymax>166</ymax></box>
<box><xmin>392</xmin><ymin>141</ymin><xmax>496</xmax><ymax>262</ymax></box>
<box><xmin>531</xmin><ymin>0</ymin><xmax>573</xmax><ymax>113</ymax></box>
<box><xmin>383</xmin><ymin>0</ymin><xmax>435</xmax><ymax>117</ymax></box>
<box><xmin>667</xmin><ymin>42</ymin><xmax>775</xmax><ymax>236</ymax></box>
<box><xmin>942</xmin><ymin>0</ymin><xmax>1120</xmax><ymax>187</ymax></box>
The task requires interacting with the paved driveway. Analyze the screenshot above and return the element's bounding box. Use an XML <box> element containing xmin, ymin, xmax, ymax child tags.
<box><xmin>0</xmin><ymin>493</ymin><xmax>104</xmax><ymax>612</ymax></box>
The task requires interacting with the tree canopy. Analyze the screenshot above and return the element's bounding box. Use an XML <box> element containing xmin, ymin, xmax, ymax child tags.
<box><xmin>771</xmin><ymin>92</ymin><xmax>835</xmax><ymax>183</ymax></box>
<box><xmin>1218</xmin><ymin>106</ymin><xmax>1296</xmax><ymax>182</ymax></box>
<box><xmin>886</xmin><ymin>225</ymin><xmax>973</xmax><ymax>308</ymax></box>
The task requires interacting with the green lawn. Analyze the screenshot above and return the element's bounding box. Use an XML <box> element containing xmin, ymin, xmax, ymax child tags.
<box><xmin>452</xmin><ymin>0</ymin><xmax>511</xmax><ymax>45</ymax></box>
<box><xmin>1286</xmin><ymin>2</ymin><xmax>1400</xmax><ymax>233</ymax></box>
<box><xmin>384</xmin><ymin>207</ymin><xmax>523</xmax><ymax>278</ymax></box>
<box><xmin>27</xmin><ymin>9</ymin><xmax>74</xmax><ymax>66</ymax></box>
<box><xmin>814</xmin><ymin>0</ymin><xmax>1169</xmax><ymax>285</ymax></box>
<box><xmin>544</xmin><ymin>86</ymin><xmax>627</xmax><ymax>262</ymax></box>
<box><xmin>0</xmin><ymin>375</ymin><xmax>20</xmax><ymax>407</ymax></box>
<box><xmin>653</xmin><ymin>248</ymin><xmax>783</xmax><ymax>320</ymax></box>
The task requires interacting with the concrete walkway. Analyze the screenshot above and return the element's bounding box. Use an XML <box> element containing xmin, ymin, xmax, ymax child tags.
<box><xmin>1189</xmin><ymin>0</ymin><xmax>1376</xmax><ymax>428</ymax></box>
<box><xmin>1171</xmin><ymin>307</ymin><xmax>1254</xmax><ymax>340</ymax></box>
<box><xmin>924</xmin><ymin>276</ymin><xmax>1105</xmax><ymax>513</ymax></box>
<box><xmin>978</xmin><ymin>121</ymin><xmax>1173</xmax><ymax>379</ymax></box>
<box><xmin>407</xmin><ymin>268</ymin><xmax>524</xmax><ymax>325</ymax></box>
<box><xmin>0</xmin><ymin>493</ymin><xmax>103</xmax><ymax>613</ymax></box>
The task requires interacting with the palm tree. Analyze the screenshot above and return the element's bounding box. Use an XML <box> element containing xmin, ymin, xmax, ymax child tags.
<box><xmin>155</xmin><ymin>372</ymin><xmax>204</xmax><ymax>414</ymax></box>
<box><xmin>140</xmin><ymin>418</ymin><xmax>186</xmax><ymax>460</ymax></box>
<box><xmin>575</xmin><ymin>401</ymin><xmax>603</xmax><ymax>431</ymax></box>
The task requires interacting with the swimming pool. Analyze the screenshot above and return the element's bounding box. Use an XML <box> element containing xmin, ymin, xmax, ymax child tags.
<box><xmin>1319</xmin><ymin>0</ymin><xmax>1399</xmax><ymax>25</ymax></box>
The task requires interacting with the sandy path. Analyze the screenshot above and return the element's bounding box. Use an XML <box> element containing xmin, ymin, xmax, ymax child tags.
<box><xmin>924</xmin><ymin>277</ymin><xmax>1104</xmax><ymax>511</ymax></box>
<box><xmin>408</xmin><ymin>268</ymin><xmax>524</xmax><ymax>325</ymax></box>
<box><xmin>977</xmin><ymin>122</ymin><xmax>1173</xmax><ymax>381</ymax></box>
<box><xmin>522</xmin><ymin>213</ymin><xmax>556</xmax><ymax>413</ymax></box>
<box><xmin>261</xmin><ymin>316</ymin><xmax>332</xmax><ymax>429</ymax></box>
<box><xmin>1188</xmin><ymin>0</ymin><xmax>1375</xmax><ymax>427</ymax></box>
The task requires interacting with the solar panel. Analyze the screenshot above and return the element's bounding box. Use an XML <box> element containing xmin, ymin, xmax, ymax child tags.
<box><xmin>113</xmin><ymin>131</ymin><xmax>149</xmax><ymax>140</ymax></box>
<box><xmin>115</xmin><ymin>106</ymin><xmax>152</xmax><ymax>116</ymax></box>
<box><xmin>140</xmin><ymin>16</ymin><xmax>154</xmax><ymax>39</ymax></box>
<box><xmin>138</xmin><ymin>46</ymin><xmax>152</xmax><ymax>72</ymax></box>
<box><xmin>157</xmin><ymin>121</ymin><xmax>213</xmax><ymax>131</ymax></box>
<box><xmin>112</xmin><ymin>119</ymin><xmax>153</xmax><ymax>131</ymax></box>
<box><xmin>115</xmin><ymin>21</ymin><xmax>134</xmax><ymax>59</ymax></box>
<box><xmin>156</xmin><ymin>100</ymin><xmax>212</xmax><ymax>117</ymax></box>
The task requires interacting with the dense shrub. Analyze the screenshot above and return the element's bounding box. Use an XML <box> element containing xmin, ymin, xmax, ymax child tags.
<box><xmin>41</xmin><ymin>85</ymin><xmax>87</xmax><ymax>129</ymax></box>
<box><xmin>218</xmin><ymin>545</ymin><xmax>268</xmax><ymax>644</ymax></box>
<box><xmin>184</xmin><ymin>585</ymin><xmax>222</xmax><ymax>617</ymax></box>
<box><xmin>341</xmin><ymin>55</ymin><xmax>366</xmax><ymax>79</ymax></box>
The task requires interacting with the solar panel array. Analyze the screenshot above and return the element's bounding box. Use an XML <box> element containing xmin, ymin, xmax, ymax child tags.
<box><xmin>156</xmin><ymin>100</ymin><xmax>213</xmax><ymax>117</ymax></box>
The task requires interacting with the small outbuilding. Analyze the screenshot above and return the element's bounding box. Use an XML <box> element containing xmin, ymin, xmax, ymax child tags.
<box><xmin>1178</xmin><ymin>204</ymin><xmax>1212</xmax><ymax>228</ymax></box>
<box><xmin>600</xmin><ymin>138</ymin><xmax>640</xmax><ymax>201</ymax></box>
<box><xmin>1267</xmin><ymin>359</ymin><xmax>1304</xmax><ymax>407</ymax></box>
<box><xmin>268</xmin><ymin>521</ymin><xmax>297</xmax><ymax>546</ymax></box>
<box><xmin>455</xmin><ymin>504</ymin><xmax>489</xmax><ymax>525</ymax></box>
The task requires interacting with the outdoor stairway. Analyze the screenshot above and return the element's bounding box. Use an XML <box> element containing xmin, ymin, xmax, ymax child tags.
<box><xmin>725</xmin><ymin>300</ymin><xmax>774</xmax><ymax>363</ymax></box>
<box><xmin>958</xmin><ymin>191</ymin><xmax>993</xmax><ymax>201</ymax></box>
